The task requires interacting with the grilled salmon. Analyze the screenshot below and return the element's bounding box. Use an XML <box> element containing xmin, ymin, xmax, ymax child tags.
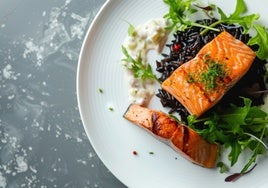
<box><xmin>162</xmin><ymin>31</ymin><xmax>256</xmax><ymax>117</ymax></box>
<box><xmin>124</xmin><ymin>104</ymin><xmax>218</xmax><ymax>168</ymax></box>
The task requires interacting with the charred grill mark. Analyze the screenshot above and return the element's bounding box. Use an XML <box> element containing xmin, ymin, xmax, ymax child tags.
<box><xmin>152</xmin><ymin>113</ymin><xmax>159</xmax><ymax>135</ymax></box>
<box><xmin>152</xmin><ymin>112</ymin><xmax>178</xmax><ymax>139</ymax></box>
<box><xmin>182</xmin><ymin>126</ymin><xmax>190</xmax><ymax>152</ymax></box>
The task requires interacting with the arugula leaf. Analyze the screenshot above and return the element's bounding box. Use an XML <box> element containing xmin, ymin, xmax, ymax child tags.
<box><xmin>241</xmin><ymin>129</ymin><xmax>267</xmax><ymax>173</ymax></box>
<box><xmin>163</xmin><ymin>0</ymin><xmax>219</xmax><ymax>32</ymax></box>
<box><xmin>247</xmin><ymin>24</ymin><xmax>268</xmax><ymax>60</ymax></box>
<box><xmin>201</xmin><ymin>0</ymin><xmax>259</xmax><ymax>35</ymax></box>
<box><xmin>217</xmin><ymin>162</ymin><xmax>229</xmax><ymax>173</ymax></box>
<box><xmin>246</xmin><ymin>106</ymin><xmax>267</xmax><ymax>124</ymax></box>
<box><xmin>220</xmin><ymin>98</ymin><xmax>251</xmax><ymax>134</ymax></box>
<box><xmin>229</xmin><ymin>0</ymin><xmax>246</xmax><ymax>19</ymax></box>
<box><xmin>187</xmin><ymin>97</ymin><xmax>268</xmax><ymax>173</ymax></box>
<box><xmin>121</xmin><ymin>46</ymin><xmax>159</xmax><ymax>82</ymax></box>
<box><xmin>228</xmin><ymin>142</ymin><xmax>242</xmax><ymax>166</ymax></box>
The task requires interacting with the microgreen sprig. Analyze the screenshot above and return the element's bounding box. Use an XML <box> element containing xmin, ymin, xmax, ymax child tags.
<box><xmin>121</xmin><ymin>46</ymin><xmax>159</xmax><ymax>82</ymax></box>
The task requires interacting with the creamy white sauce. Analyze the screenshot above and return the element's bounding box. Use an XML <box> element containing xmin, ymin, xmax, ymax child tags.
<box><xmin>122</xmin><ymin>18</ymin><xmax>169</xmax><ymax>106</ymax></box>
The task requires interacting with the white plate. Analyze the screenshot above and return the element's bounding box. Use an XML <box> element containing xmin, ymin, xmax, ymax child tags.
<box><xmin>77</xmin><ymin>0</ymin><xmax>268</xmax><ymax>187</ymax></box>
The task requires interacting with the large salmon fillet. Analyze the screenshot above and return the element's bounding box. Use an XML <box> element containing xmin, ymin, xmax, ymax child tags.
<box><xmin>124</xmin><ymin>104</ymin><xmax>218</xmax><ymax>168</ymax></box>
<box><xmin>162</xmin><ymin>31</ymin><xmax>256</xmax><ymax>117</ymax></box>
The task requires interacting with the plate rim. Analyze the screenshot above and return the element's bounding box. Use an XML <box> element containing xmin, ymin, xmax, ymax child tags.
<box><xmin>76</xmin><ymin>0</ymin><xmax>111</xmax><ymax>144</ymax></box>
<box><xmin>76</xmin><ymin>0</ymin><xmax>127</xmax><ymax>185</ymax></box>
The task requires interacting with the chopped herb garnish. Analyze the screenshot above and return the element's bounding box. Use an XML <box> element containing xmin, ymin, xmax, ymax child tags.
<box><xmin>98</xmin><ymin>88</ymin><xmax>103</xmax><ymax>93</ymax></box>
<box><xmin>149</xmin><ymin>151</ymin><xmax>154</xmax><ymax>155</ymax></box>
<box><xmin>109</xmin><ymin>107</ymin><xmax>114</xmax><ymax>111</ymax></box>
<box><xmin>186</xmin><ymin>73</ymin><xmax>195</xmax><ymax>83</ymax></box>
<box><xmin>201</xmin><ymin>58</ymin><xmax>226</xmax><ymax>91</ymax></box>
<box><xmin>186</xmin><ymin>55</ymin><xmax>227</xmax><ymax>91</ymax></box>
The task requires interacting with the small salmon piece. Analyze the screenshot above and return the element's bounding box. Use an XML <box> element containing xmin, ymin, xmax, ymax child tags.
<box><xmin>162</xmin><ymin>31</ymin><xmax>256</xmax><ymax>117</ymax></box>
<box><xmin>124</xmin><ymin>104</ymin><xmax>218</xmax><ymax>168</ymax></box>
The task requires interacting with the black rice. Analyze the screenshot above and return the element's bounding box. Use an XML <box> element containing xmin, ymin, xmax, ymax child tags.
<box><xmin>156</xmin><ymin>19</ymin><xmax>267</xmax><ymax>122</ymax></box>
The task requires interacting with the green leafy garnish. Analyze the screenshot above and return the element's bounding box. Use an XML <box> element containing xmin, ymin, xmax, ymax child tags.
<box><xmin>121</xmin><ymin>46</ymin><xmax>159</xmax><ymax>82</ymax></box>
<box><xmin>187</xmin><ymin>97</ymin><xmax>268</xmax><ymax>173</ymax></box>
<box><xmin>248</xmin><ymin>24</ymin><xmax>268</xmax><ymax>60</ymax></box>
<box><xmin>163</xmin><ymin>0</ymin><xmax>259</xmax><ymax>34</ymax></box>
<box><xmin>201</xmin><ymin>0</ymin><xmax>259</xmax><ymax>35</ymax></box>
<box><xmin>163</xmin><ymin>0</ymin><xmax>268</xmax><ymax>60</ymax></box>
<box><xmin>128</xmin><ymin>23</ymin><xmax>136</xmax><ymax>37</ymax></box>
<box><xmin>217</xmin><ymin>162</ymin><xmax>229</xmax><ymax>173</ymax></box>
<box><xmin>163</xmin><ymin>0</ymin><xmax>219</xmax><ymax>32</ymax></box>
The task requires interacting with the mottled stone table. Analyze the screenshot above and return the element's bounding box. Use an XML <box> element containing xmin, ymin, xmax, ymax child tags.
<box><xmin>0</xmin><ymin>0</ymin><xmax>126</xmax><ymax>187</ymax></box>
